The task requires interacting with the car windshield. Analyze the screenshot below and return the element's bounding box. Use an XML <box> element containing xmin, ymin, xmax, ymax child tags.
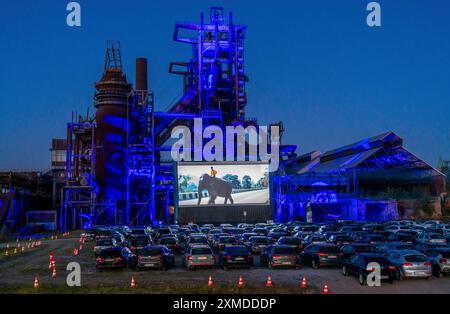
<box><xmin>442</xmin><ymin>252</ymin><xmax>450</xmax><ymax>258</ymax></box>
<box><xmin>132</xmin><ymin>229</ymin><xmax>146</xmax><ymax>234</ymax></box>
<box><xmin>192</xmin><ymin>248</ymin><xmax>212</xmax><ymax>255</ymax></box>
<box><xmin>404</xmin><ymin>254</ymin><xmax>427</xmax><ymax>262</ymax></box>
<box><xmin>142</xmin><ymin>248</ymin><xmax>162</xmax><ymax>256</ymax></box>
<box><xmin>227</xmin><ymin>247</ymin><xmax>249</xmax><ymax>255</ymax></box>
<box><xmin>430</xmin><ymin>234</ymin><xmax>442</xmax><ymax>239</ymax></box>
<box><xmin>336</xmin><ymin>236</ymin><xmax>352</xmax><ymax>241</ymax></box>
<box><xmin>320</xmin><ymin>246</ymin><xmax>340</xmax><ymax>254</ymax></box>
<box><xmin>98</xmin><ymin>249</ymin><xmax>121</xmax><ymax>257</ymax></box>
<box><xmin>274</xmin><ymin>247</ymin><xmax>296</xmax><ymax>254</ymax></box>
<box><xmin>365</xmin><ymin>257</ymin><xmax>390</xmax><ymax>265</ymax></box>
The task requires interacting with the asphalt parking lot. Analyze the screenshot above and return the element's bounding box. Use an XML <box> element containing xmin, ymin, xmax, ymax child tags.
<box><xmin>0</xmin><ymin>234</ymin><xmax>449</xmax><ymax>294</ymax></box>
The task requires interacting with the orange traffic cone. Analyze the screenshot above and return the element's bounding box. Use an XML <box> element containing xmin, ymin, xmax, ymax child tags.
<box><xmin>48</xmin><ymin>261</ymin><xmax>53</xmax><ymax>269</ymax></box>
<box><xmin>323</xmin><ymin>282</ymin><xmax>329</xmax><ymax>294</ymax></box>
<box><xmin>208</xmin><ymin>275</ymin><xmax>213</xmax><ymax>287</ymax></box>
<box><xmin>6</xmin><ymin>243</ymin><xmax>9</xmax><ymax>249</ymax></box>
<box><xmin>238</xmin><ymin>276</ymin><xmax>244</xmax><ymax>288</ymax></box>
<box><xmin>34</xmin><ymin>276</ymin><xmax>39</xmax><ymax>289</ymax></box>
<box><xmin>13</xmin><ymin>248</ymin><xmax>17</xmax><ymax>255</ymax></box>
<box><xmin>301</xmin><ymin>275</ymin><xmax>307</xmax><ymax>289</ymax></box>
<box><xmin>52</xmin><ymin>268</ymin><xmax>57</xmax><ymax>278</ymax></box>
<box><xmin>79</xmin><ymin>244</ymin><xmax>83</xmax><ymax>251</ymax></box>
<box><xmin>21</xmin><ymin>246</ymin><xmax>25</xmax><ymax>253</ymax></box>
<box><xmin>73</xmin><ymin>248</ymin><xmax>79</xmax><ymax>256</ymax></box>
<box><xmin>130</xmin><ymin>276</ymin><xmax>136</xmax><ymax>288</ymax></box>
<box><xmin>266</xmin><ymin>275</ymin><xmax>273</xmax><ymax>287</ymax></box>
<box><xmin>4</xmin><ymin>250</ymin><xmax>9</xmax><ymax>257</ymax></box>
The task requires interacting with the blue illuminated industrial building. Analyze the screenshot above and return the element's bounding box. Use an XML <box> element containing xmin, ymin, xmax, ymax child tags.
<box><xmin>0</xmin><ymin>7</ymin><xmax>447</xmax><ymax>233</ymax></box>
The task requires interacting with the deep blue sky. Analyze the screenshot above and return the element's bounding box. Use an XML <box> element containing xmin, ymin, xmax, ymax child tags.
<box><xmin>1</xmin><ymin>0</ymin><xmax>449</xmax><ymax>170</ymax></box>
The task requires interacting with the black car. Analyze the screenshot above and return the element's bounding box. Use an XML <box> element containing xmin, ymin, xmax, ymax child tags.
<box><xmin>342</xmin><ymin>253</ymin><xmax>397</xmax><ymax>285</ymax></box>
<box><xmin>276</xmin><ymin>236</ymin><xmax>303</xmax><ymax>253</ymax></box>
<box><xmin>214</xmin><ymin>235</ymin><xmax>238</xmax><ymax>252</ymax></box>
<box><xmin>247</xmin><ymin>236</ymin><xmax>269</xmax><ymax>254</ymax></box>
<box><xmin>341</xmin><ymin>243</ymin><xmax>377</xmax><ymax>262</ymax></box>
<box><xmin>261</xmin><ymin>245</ymin><xmax>299</xmax><ymax>268</ymax></box>
<box><xmin>159</xmin><ymin>236</ymin><xmax>179</xmax><ymax>253</ymax></box>
<box><xmin>300</xmin><ymin>243</ymin><xmax>342</xmax><ymax>268</ymax></box>
<box><xmin>129</xmin><ymin>237</ymin><xmax>153</xmax><ymax>254</ymax></box>
<box><xmin>267</xmin><ymin>232</ymin><xmax>288</xmax><ymax>244</ymax></box>
<box><xmin>136</xmin><ymin>245</ymin><xmax>175</xmax><ymax>270</ymax></box>
<box><xmin>219</xmin><ymin>245</ymin><xmax>253</xmax><ymax>269</ymax></box>
<box><xmin>357</xmin><ymin>234</ymin><xmax>385</xmax><ymax>245</ymax></box>
<box><xmin>95</xmin><ymin>247</ymin><xmax>136</xmax><ymax>270</ymax></box>
<box><xmin>386</xmin><ymin>232</ymin><xmax>416</xmax><ymax>244</ymax></box>
<box><xmin>328</xmin><ymin>234</ymin><xmax>353</xmax><ymax>247</ymax></box>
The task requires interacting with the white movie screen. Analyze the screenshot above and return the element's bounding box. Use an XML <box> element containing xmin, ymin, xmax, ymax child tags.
<box><xmin>177</xmin><ymin>163</ymin><xmax>270</xmax><ymax>207</ymax></box>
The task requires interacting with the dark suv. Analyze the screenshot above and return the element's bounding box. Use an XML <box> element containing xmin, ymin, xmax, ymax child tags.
<box><xmin>300</xmin><ymin>243</ymin><xmax>342</xmax><ymax>268</ymax></box>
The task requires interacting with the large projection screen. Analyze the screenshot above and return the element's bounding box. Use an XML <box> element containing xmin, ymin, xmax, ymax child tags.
<box><xmin>177</xmin><ymin>162</ymin><xmax>270</xmax><ymax>207</ymax></box>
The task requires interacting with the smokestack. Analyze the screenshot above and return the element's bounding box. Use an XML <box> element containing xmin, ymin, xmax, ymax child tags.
<box><xmin>136</xmin><ymin>58</ymin><xmax>148</xmax><ymax>91</ymax></box>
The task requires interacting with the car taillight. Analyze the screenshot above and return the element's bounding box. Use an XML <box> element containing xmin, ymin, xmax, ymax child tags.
<box><xmin>439</xmin><ymin>258</ymin><xmax>447</xmax><ymax>264</ymax></box>
<box><xmin>131</xmin><ymin>246</ymin><xmax>136</xmax><ymax>251</ymax></box>
<box><xmin>366</xmin><ymin>266</ymin><xmax>376</xmax><ymax>272</ymax></box>
<box><xmin>338</xmin><ymin>253</ymin><xmax>344</xmax><ymax>257</ymax></box>
<box><xmin>272</xmin><ymin>255</ymin><xmax>281</xmax><ymax>259</ymax></box>
<box><xmin>138</xmin><ymin>254</ymin><xmax>143</xmax><ymax>259</ymax></box>
<box><xmin>318</xmin><ymin>253</ymin><xmax>327</xmax><ymax>257</ymax></box>
<box><xmin>403</xmin><ymin>262</ymin><xmax>413</xmax><ymax>267</ymax></box>
<box><xmin>158</xmin><ymin>254</ymin><xmax>163</xmax><ymax>258</ymax></box>
<box><xmin>188</xmin><ymin>256</ymin><xmax>192</xmax><ymax>260</ymax></box>
<box><xmin>115</xmin><ymin>257</ymin><xmax>123</xmax><ymax>261</ymax></box>
<box><xmin>225</xmin><ymin>255</ymin><xmax>231</xmax><ymax>260</ymax></box>
<box><xmin>424</xmin><ymin>262</ymin><xmax>432</xmax><ymax>266</ymax></box>
<box><xmin>389</xmin><ymin>266</ymin><xmax>396</xmax><ymax>271</ymax></box>
<box><xmin>429</xmin><ymin>240</ymin><xmax>433</xmax><ymax>243</ymax></box>
<box><xmin>96</xmin><ymin>257</ymin><xmax>103</xmax><ymax>262</ymax></box>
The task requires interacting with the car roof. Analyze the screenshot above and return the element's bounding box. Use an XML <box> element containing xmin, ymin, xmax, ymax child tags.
<box><xmin>387</xmin><ymin>249</ymin><xmax>422</xmax><ymax>255</ymax></box>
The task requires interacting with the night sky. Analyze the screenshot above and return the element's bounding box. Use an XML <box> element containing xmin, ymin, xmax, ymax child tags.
<box><xmin>1</xmin><ymin>0</ymin><xmax>449</xmax><ymax>170</ymax></box>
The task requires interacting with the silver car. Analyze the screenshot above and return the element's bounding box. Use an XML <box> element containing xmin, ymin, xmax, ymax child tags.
<box><xmin>416</xmin><ymin>233</ymin><xmax>447</xmax><ymax>246</ymax></box>
<box><xmin>384</xmin><ymin>249</ymin><xmax>432</xmax><ymax>279</ymax></box>
<box><xmin>424</xmin><ymin>247</ymin><xmax>450</xmax><ymax>277</ymax></box>
<box><xmin>183</xmin><ymin>245</ymin><xmax>216</xmax><ymax>270</ymax></box>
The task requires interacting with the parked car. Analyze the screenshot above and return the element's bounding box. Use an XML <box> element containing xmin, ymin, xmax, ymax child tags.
<box><xmin>267</xmin><ymin>232</ymin><xmax>288</xmax><ymax>244</ymax></box>
<box><xmin>357</xmin><ymin>234</ymin><xmax>385</xmax><ymax>245</ymax></box>
<box><xmin>159</xmin><ymin>236</ymin><xmax>180</xmax><ymax>253</ymax></box>
<box><xmin>342</xmin><ymin>253</ymin><xmax>397</xmax><ymax>285</ymax></box>
<box><xmin>423</xmin><ymin>247</ymin><xmax>450</xmax><ymax>277</ymax></box>
<box><xmin>95</xmin><ymin>247</ymin><xmax>136</xmax><ymax>270</ymax></box>
<box><xmin>94</xmin><ymin>238</ymin><xmax>119</xmax><ymax>253</ymax></box>
<box><xmin>260</xmin><ymin>245</ymin><xmax>298</xmax><ymax>268</ymax></box>
<box><xmin>384</xmin><ymin>250</ymin><xmax>432</xmax><ymax>280</ymax></box>
<box><xmin>136</xmin><ymin>245</ymin><xmax>175</xmax><ymax>270</ymax></box>
<box><xmin>376</xmin><ymin>242</ymin><xmax>415</xmax><ymax>253</ymax></box>
<box><xmin>328</xmin><ymin>234</ymin><xmax>353</xmax><ymax>247</ymax></box>
<box><xmin>183</xmin><ymin>245</ymin><xmax>216</xmax><ymax>270</ymax></box>
<box><xmin>187</xmin><ymin>234</ymin><xmax>209</xmax><ymax>246</ymax></box>
<box><xmin>213</xmin><ymin>235</ymin><xmax>238</xmax><ymax>252</ymax></box>
<box><xmin>219</xmin><ymin>245</ymin><xmax>253</xmax><ymax>269</ymax></box>
<box><xmin>276</xmin><ymin>236</ymin><xmax>303</xmax><ymax>253</ymax></box>
<box><xmin>300</xmin><ymin>243</ymin><xmax>342</xmax><ymax>268</ymax></box>
<box><xmin>340</xmin><ymin>243</ymin><xmax>377</xmax><ymax>262</ymax></box>
<box><xmin>416</xmin><ymin>233</ymin><xmax>447</xmax><ymax>246</ymax></box>
<box><xmin>129</xmin><ymin>237</ymin><xmax>153</xmax><ymax>254</ymax></box>
<box><xmin>300</xmin><ymin>234</ymin><xmax>327</xmax><ymax>250</ymax></box>
<box><xmin>239</xmin><ymin>234</ymin><xmax>264</xmax><ymax>252</ymax></box>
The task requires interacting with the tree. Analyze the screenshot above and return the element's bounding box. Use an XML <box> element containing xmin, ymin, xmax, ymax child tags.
<box><xmin>222</xmin><ymin>174</ymin><xmax>241</xmax><ymax>190</ymax></box>
<box><xmin>242</xmin><ymin>175</ymin><xmax>253</xmax><ymax>189</ymax></box>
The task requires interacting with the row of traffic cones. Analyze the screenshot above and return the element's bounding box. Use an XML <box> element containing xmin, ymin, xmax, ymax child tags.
<box><xmin>205</xmin><ymin>274</ymin><xmax>329</xmax><ymax>293</ymax></box>
<box><xmin>3</xmin><ymin>241</ymin><xmax>41</xmax><ymax>257</ymax></box>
